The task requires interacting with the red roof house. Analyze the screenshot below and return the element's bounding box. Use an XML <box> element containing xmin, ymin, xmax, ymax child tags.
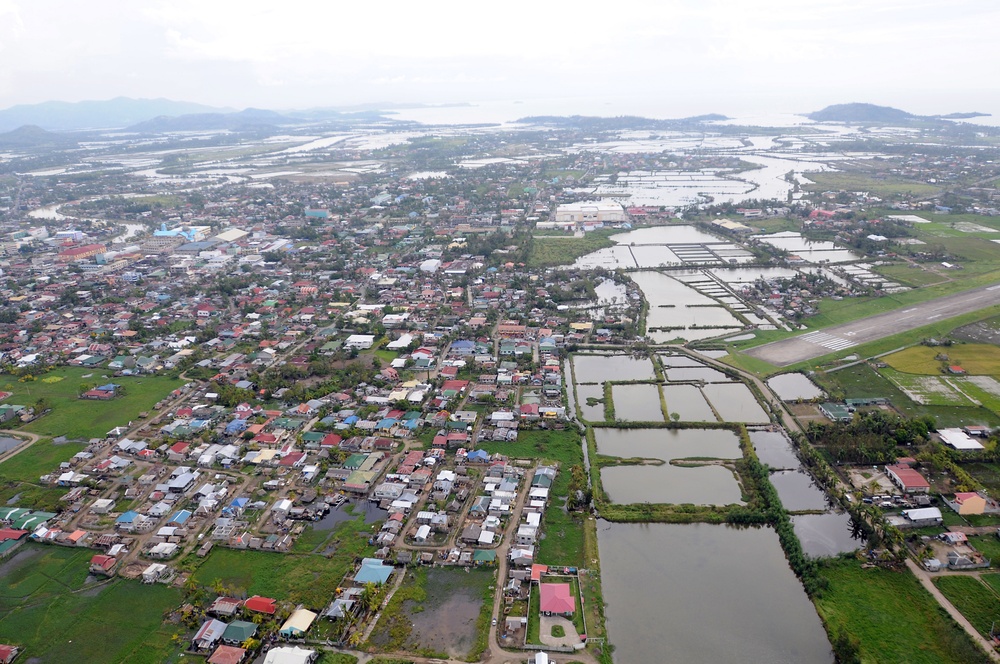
<box><xmin>244</xmin><ymin>595</ymin><xmax>277</xmax><ymax>615</ymax></box>
<box><xmin>539</xmin><ymin>582</ymin><xmax>575</xmax><ymax>616</ymax></box>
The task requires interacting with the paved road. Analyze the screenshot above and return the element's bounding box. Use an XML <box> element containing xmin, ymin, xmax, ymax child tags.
<box><xmin>746</xmin><ymin>282</ymin><xmax>1000</xmax><ymax>366</ymax></box>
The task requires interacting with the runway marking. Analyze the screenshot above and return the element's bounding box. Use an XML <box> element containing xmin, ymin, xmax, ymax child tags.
<box><xmin>987</xmin><ymin>285</ymin><xmax>1000</xmax><ymax>291</ymax></box>
<box><xmin>928</xmin><ymin>314</ymin><xmax>941</xmax><ymax>320</ymax></box>
<box><xmin>800</xmin><ymin>331</ymin><xmax>858</xmax><ymax>351</ymax></box>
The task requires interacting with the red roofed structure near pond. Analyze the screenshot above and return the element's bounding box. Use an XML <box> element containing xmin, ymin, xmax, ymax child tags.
<box><xmin>539</xmin><ymin>583</ymin><xmax>575</xmax><ymax>616</ymax></box>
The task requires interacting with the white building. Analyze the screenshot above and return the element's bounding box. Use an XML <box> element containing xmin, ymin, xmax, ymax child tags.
<box><xmin>344</xmin><ymin>335</ymin><xmax>376</xmax><ymax>350</ymax></box>
<box><xmin>554</xmin><ymin>201</ymin><xmax>626</xmax><ymax>227</ymax></box>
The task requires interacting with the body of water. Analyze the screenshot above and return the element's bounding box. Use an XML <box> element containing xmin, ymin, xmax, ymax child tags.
<box><xmin>598</xmin><ymin>522</ymin><xmax>833</xmax><ymax>664</ymax></box>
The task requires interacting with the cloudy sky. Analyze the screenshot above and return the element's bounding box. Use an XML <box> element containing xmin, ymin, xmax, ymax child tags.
<box><xmin>0</xmin><ymin>0</ymin><xmax>996</xmax><ymax>118</ymax></box>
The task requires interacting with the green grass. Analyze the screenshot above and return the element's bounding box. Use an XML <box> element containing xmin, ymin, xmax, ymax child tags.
<box><xmin>935</xmin><ymin>576</ymin><xmax>1000</xmax><ymax>639</ymax></box>
<box><xmin>805</xmin><ymin>172</ymin><xmax>942</xmax><ymax>197</ymax></box>
<box><xmin>814</xmin><ymin>557</ymin><xmax>991</xmax><ymax>664</ymax></box>
<box><xmin>0</xmin><ymin>544</ymin><xmax>184</xmax><ymax>663</ymax></box>
<box><xmin>0</xmin><ymin>438</ymin><xmax>83</xmax><ymax>482</ymax></box>
<box><xmin>193</xmin><ymin>512</ymin><xmax>376</xmax><ymax>609</ymax></box>
<box><xmin>479</xmin><ymin>428</ymin><xmax>586</xmax><ymax>567</ymax></box>
<box><xmin>527</xmin><ymin>229</ymin><xmax>617</xmax><ymax>268</ymax></box>
<box><xmin>874</xmin><ymin>264</ymin><xmax>950</xmax><ymax>288</ymax></box>
<box><xmin>968</xmin><ymin>536</ymin><xmax>1000</xmax><ymax>569</ymax></box>
<box><xmin>815</xmin><ymin>363</ymin><xmax>1000</xmax><ymax>428</ymax></box>
<box><xmin>880</xmin><ymin>368</ymin><xmax>973</xmax><ymax>407</ymax></box>
<box><xmin>316</xmin><ymin>654</ymin><xmax>360</xmax><ymax>664</ymax></box>
<box><xmin>883</xmin><ymin>345</ymin><xmax>1000</xmax><ymax>377</ymax></box>
<box><xmin>4</xmin><ymin>367</ymin><xmax>182</xmax><ymax>439</ymax></box>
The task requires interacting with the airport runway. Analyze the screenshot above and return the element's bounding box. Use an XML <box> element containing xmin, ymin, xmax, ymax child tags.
<box><xmin>745</xmin><ymin>282</ymin><xmax>1000</xmax><ymax>367</ymax></box>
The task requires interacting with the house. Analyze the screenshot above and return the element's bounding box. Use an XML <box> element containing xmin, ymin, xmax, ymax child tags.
<box><xmin>208</xmin><ymin>645</ymin><xmax>248</xmax><ymax>664</ymax></box>
<box><xmin>193</xmin><ymin>618</ymin><xmax>228</xmax><ymax>650</ymax></box>
<box><xmin>208</xmin><ymin>596</ymin><xmax>244</xmax><ymax>618</ymax></box>
<box><xmin>939</xmin><ymin>428</ymin><xmax>985</xmax><ymax>451</ymax></box>
<box><xmin>89</xmin><ymin>554</ymin><xmax>117</xmax><ymax>576</ymax></box>
<box><xmin>539</xmin><ymin>582</ymin><xmax>575</xmax><ymax>616</ymax></box>
<box><xmin>354</xmin><ymin>558</ymin><xmax>393</xmax><ymax>585</ymax></box>
<box><xmin>222</xmin><ymin>620</ymin><xmax>258</xmax><ymax>645</ymax></box>
<box><xmin>279</xmin><ymin>608</ymin><xmax>317</xmax><ymax>638</ymax></box>
<box><xmin>901</xmin><ymin>507</ymin><xmax>943</xmax><ymax>527</ymax></box>
<box><xmin>0</xmin><ymin>645</ymin><xmax>18</xmax><ymax>664</ymax></box>
<box><xmin>948</xmin><ymin>492</ymin><xmax>987</xmax><ymax>515</ymax></box>
<box><xmin>244</xmin><ymin>595</ymin><xmax>278</xmax><ymax>615</ymax></box>
<box><xmin>262</xmin><ymin>646</ymin><xmax>317</xmax><ymax>664</ymax></box>
<box><xmin>885</xmin><ymin>462</ymin><xmax>930</xmax><ymax>494</ymax></box>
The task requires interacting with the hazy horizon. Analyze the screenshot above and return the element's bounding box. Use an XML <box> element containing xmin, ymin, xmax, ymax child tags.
<box><xmin>0</xmin><ymin>1</ymin><xmax>997</xmax><ymax>120</ymax></box>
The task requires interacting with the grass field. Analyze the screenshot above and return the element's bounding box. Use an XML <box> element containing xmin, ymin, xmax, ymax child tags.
<box><xmin>814</xmin><ymin>558</ymin><xmax>991</xmax><ymax>664</ymax></box>
<box><xmin>879</xmin><ymin>368</ymin><xmax>973</xmax><ymax>407</ymax></box>
<box><xmin>0</xmin><ymin>544</ymin><xmax>184</xmax><ymax>664</ymax></box>
<box><xmin>805</xmin><ymin>172</ymin><xmax>942</xmax><ymax>198</ymax></box>
<box><xmin>0</xmin><ymin>437</ymin><xmax>87</xmax><ymax>511</ymax></box>
<box><xmin>527</xmin><ymin>229</ymin><xmax>617</xmax><ymax>268</ymax></box>
<box><xmin>3</xmin><ymin>367</ymin><xmax>182</xmax><ymax>439</ymax></box>
<box><xmin>815</xmin><ymin>363</ymin><xmax>1000</xmax><ymax>428</ymax></box>
<box><xmin>193</xmin><ymin>511</ymin><xmax>376</xmax><ymax>609</ymax></box>
<box><xmin>478</xmin><ymin>428</ymin><xmax>586</xmax><ymax>567</ymax></box>
<box><xmin>874</xmin><ymin>263</ymin><xmax>950</xmax><ymax>288</ymax></box>
<box><xmin>883</xmin><ymin>345</ymin><xmax>1000</xmax><ymax>378</ymax></box>
<box><xmin>935</xmin><ymin>576</ymin><xmax>1000</xmax><ymax>639</ymax></box>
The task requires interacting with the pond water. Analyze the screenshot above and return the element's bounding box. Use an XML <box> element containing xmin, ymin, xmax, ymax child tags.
<box><xmin>661</xmin><ymin>384</ymin><xmax>718</xmax><ymax>422</ymax></box>
<box><xmin>575</xmin><ymin>384</ymin><xmax>606</xmax><ymax>422</ymax></box>
<box><xmin>611</xmin><ymin>226</ymin><xmax>723</xmax><ymax>245</ymax></box>
<box><xmin>597</xmin><ymin>522</ymin><xmax>833</xmax><ymax>664</ymax></box>
<box><xmin>754</xmin><ymin>231</ymin><xmax>861</xmax><ymax>264</ymax></box>
<box><xmin>0</xmin><ymin>437</ymin><xmax>21</xmax><ymax>454</ymax></box>
<box><xmin>611</xmin><ymin>384</ymin><xmax>664</xmax><ymax>422</ymax></box>
<box><xmin>767</xmin><ymin>373</ymin><xmax>826</xmax><ymax>401</ymax></box>
<box><xmin>631</xmin><ymin>270</ymin><xmax>744</xmax><ymax>341</ymax></box>
<box><xmin>660</xmin><ymin>354</ymin><xmax>707</xmax><ymax>367</ymax></box>
<box><xmin>601</xmin><ymin>463</ymin><xmax>743</xmax><ymax>505</ymax></box>
<box><xmin>770</xmin><ymin>470</ymin><xmax>831</xmax><ymax>512</ymax></box>
<box><xmin>792</xmin><ymin>512</ymin><xmax>865</xmax><ymax>558</ymax></box>
<box><xmin>314</xmin><ymin>501</ymin><xmax>387</xmax><ymax>531</ymax></box>
<box><xmin>666</xmin><ymin>366</ymin><xmax>734</xmax><ymax>383</ymax></box>
<box><xmin>701</xmin><ymin>383</ymin><xmax>770</xmax><ymax>423</ymax></box>
<box><xmin>594</xmin><ymin>427</ymin><xmax>742</xmax><ymax>460</ymax></box>
<box><xmin>573</xmin><ymin>354</ymin><xmax>655</xmax><ymax>383</ymax></box>
<box><xmin>749</xmin><ymin>429</ymin><xmax>800</xmax><ymax>470</ymax></box>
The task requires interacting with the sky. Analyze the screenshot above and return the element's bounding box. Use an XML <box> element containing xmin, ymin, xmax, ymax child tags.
<box><xmin>0</xmin><ymin>0</ymin><xmax>997</xmax><ymax>118</ymax></box>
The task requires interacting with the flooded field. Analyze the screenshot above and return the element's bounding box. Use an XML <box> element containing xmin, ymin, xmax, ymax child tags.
<box><xmin>575</xmin><ymin>384</ymin><xmax>606</xmax><ymax>421</ymax></box>
<box><xmin>770</xmin><ymin>470</ymin><xmax>831</xmax><ymax>512</ymax></box>
<box><xmin>631</xmin><ymin>270</ymin><xmax>744</xmax><ymax>341</ymax></box>
<box><xmin>372</xmin><ymin>567</ymin><xmax>492</xmax><ymax>659</ymax></box>
<box><xmin>611</xmin><ymin>384</ymin><xmax>664</xmax><ymax>421</ymax></box>
<box><xmin>754</xmin><ymin>231</ymin><xmax>861</xmax><ymax>264</ymax></box>
<box><xmin>701</xmin><ymin>383</ymin><xmax>770</xmax><ymax>423</ymax></box>
<box><xmin>594</xmin><ymin>427</ymin><xmax>742</xmax><ymax>460</ymax></box>
<box><xmin>661</xmin><ymin>384</ymin><xmax>718</xmax><ymax>422</ymax></box>
<box><xmin>792</xmin><ymin>512</ymin><xmax>865</xmax><ymax>558</ymax></box>
<box><xmin>573</xmin><ymin>354</ymin><xmax>655</xmax><ymax>383</ymax></box>
<box><xmin>665</xmin><ymin>366</ymin><xmax>734</xmax><ymax>383</ymax></box>
<box><xmin>749</xmin><ymin>429</ymin><xmax>800</xmax><ymax>470</ymax></box>
<box><xmin>767</xmin><ymin>373</ymin><xmax>826</xmax><ymax>401</ymax></box>
<box><xmin>601</xmin><ymin>463</ymin><xmax>743</xmax><ymax>505</ymax></box>
<box><xmin>598</xmin><ymin>522</ymin><xmax>833</xmax><ymax>664</ymax></box>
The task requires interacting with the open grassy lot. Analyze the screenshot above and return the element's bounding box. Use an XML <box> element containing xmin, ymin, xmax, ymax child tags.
<box><xmin>814</xmin><ymin>558</ymin><xmax>991</xmax><ymax>664</ymax></box>
<box><xmin>479</xmin><ymin>428</ymin><xmax>586</xmax><ymax>567</ymax></box>
<box><xmin>527</xmin><ymin>229</ymin><xmax>617</xmax><ymax>268</ymax></box>
<box><xmin>815</xmin><ymin>363</ymin><xmax>1000</xmax><ymax>428</ymax></box>
<box><xmin>935</xmin><ymin>576</ymin><xmax>1000</xmax><ymax>639</ymax></box>
<box><xmin>884</xmin><ymin>345</ymin><xmax>1000</xmax><ymax>377</ymax></box>
<box><xmin>879</xmin><ymin>368</ymin><xmax>974</xmax><ymax>407</ymax></box>
<box><xmin>0</xmin><ymin>438</ymin><xmax>86</xmax><ymax>511</ymax></box>
<box><xmin>3</xmin><ymin>367</ymin><xmax>182</xmax><ymax>439</ymax></box>
<box><xmin>805</xmin><ymin>172</ymin><xmax>942</xmax><ymax>197</ymax></box>
<box><xmin>193</xmin><ymin>511</ymin><xmax>376</xmax><ymax>609</ymax></box>
<box><xmin>968</xmin><ymin>537</ymin><xmax>1000</xmax><ymax>569</ymax></box>
<box><xmin>0</xmin><ymin>544</ymin><xmax>184</xmax><ymax>664</ymax></box>
<box><xmin>874</xmin><ymin>263</ymin><xmax>950</xmax><ymax>288</ymax></box>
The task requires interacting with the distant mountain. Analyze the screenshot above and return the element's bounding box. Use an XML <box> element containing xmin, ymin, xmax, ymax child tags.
<box><xmin>0</xmin><ymin>97</ymin><xmax>228</xmax><ymax>132</ymax></box>
<box><xmin>807</xmin><ymin>103</ymin><xmax>990</xmax><ymax>124</ymax></box>
<box><xmin>126</xmin><ymin>108</ymin><xmax>296</xmax><ymax>133</ymax></box>
<box><xmin>0</xmin><ymin>125</ymin><xmax>77</xmax><ymax>149</ymax></box>
<box><xmin>515</xmin><ymin>114</ymin><xmax>729</xmax><ymax>130</ymax></box>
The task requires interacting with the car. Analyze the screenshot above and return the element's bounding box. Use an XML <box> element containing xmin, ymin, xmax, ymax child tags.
<box><xmin>491</xmin><ymin>618</ymin><xmax>497</xmax><ymax>626</ymax></box>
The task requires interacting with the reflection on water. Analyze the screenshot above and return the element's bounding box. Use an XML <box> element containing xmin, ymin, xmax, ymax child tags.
<box><xmin>598</xmin><ymin>522</ymin><xmax>833</xmax><ymax>664</ymax></box>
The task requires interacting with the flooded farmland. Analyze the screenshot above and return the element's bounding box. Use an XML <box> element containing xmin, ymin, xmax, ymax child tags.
<box><xmin>770</xmin><ymin>469</ymin><xmax>832</xmax><ymax>512</ymax></box>
<box><xmin>767</xmin><ymin>372</ymin><xmax>826</xmax><ymax>401</ymax></box>
<box><xmin>749</xmin><ymin>429</ymin><xmax>800</xmax><ymax>470</ymax></box>
<box><xmin>661</xmin><ymin>384</ymin><xmax>718</xmax><ymax>421</ymax></box>
<box><xmin>611</xmin><ymin>384</ymin><xmax>664</xmax><ymax>421</ymax></box>
<box><xmin>701</xmin><ymin>383</ymin><xmax>771</xmax><ymax>423</ymax></box>
<box><xmin>792</xmin><ymin>512</ymin><xmax>865</xmax><ymax>558</ymax></box>
<box><xmin>573</xmin><ymin>354</ymin><xmax>655</xmax><ymax>383</ymax></box>
<box><xmin>598</xmin><ymin>522</ymin><xmax>833</xmax><ymax>664</ymax></box>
